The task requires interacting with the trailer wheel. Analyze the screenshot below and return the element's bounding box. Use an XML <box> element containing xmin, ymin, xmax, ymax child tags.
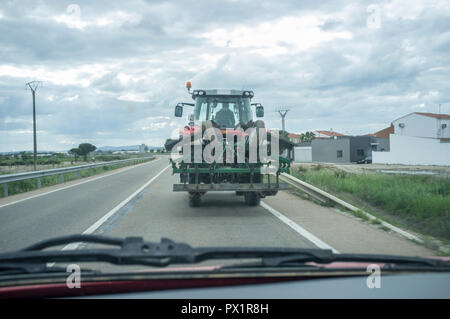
<box><xmin>244</xmin><ymin>192</ymin><xmax>260</xmax><ymax>206</ymax></box>
<box><xmin>189</xmin><ymin>194</ymin><xmax>201</xmax><ymax>207</ymax></box>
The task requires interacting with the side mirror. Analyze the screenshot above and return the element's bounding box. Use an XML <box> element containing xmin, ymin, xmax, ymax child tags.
<box><xmin>175</xmin><ymin>104</ymin><xmax>183</xmax><ymax>117</ymax></box>
<box><xmin>256</xmin><ymin>105</ymin><xmax>264</xmax><ymax>118</ymax></box>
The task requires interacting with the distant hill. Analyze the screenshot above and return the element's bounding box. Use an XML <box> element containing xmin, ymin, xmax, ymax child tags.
<box><xmin>97</xmin><ymin>145</ymin><xmax>163</xmax><ymax>152</ymax></box>
<box><xmin>0</xmin><ymin>150</ymin><xmax>57</xmax><ymax>155</ymax></box>
<box><xmin>1</xmin><ymin>145</ymin><xmax>164</xmax><ymax>155</ymax></box>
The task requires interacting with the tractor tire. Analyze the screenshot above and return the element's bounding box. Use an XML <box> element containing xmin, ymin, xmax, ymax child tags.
<box><xmin>244</xmin><ymin>192</ymin><xmax>260</xmax><ymax>206</ymax></box>
<box><xmin>189</xmin><ymin>194</ymin><xmax>201</xmax><ymax>207</ymax></box>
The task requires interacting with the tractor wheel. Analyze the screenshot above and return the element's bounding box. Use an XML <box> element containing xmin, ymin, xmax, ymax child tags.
<box><xmin>244</xmin><ymin>192</ymin><xmax>260</xmax><ymax>206</ymax></box>
<box><xmin>189</xmin><ymin>194</ymin><xmax>201</xmax><ymax>207</ymax></box>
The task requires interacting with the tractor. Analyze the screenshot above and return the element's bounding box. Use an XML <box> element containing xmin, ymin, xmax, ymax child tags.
<box><xmin>168</xmin><ymin>82</ymin><xmax>291</xmax><ymax>207</ymax></box>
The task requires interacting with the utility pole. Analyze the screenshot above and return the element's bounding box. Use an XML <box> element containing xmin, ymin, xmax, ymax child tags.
<box><xmin>26</xmin><ymin>81</ymin><xmax>42</xmax><ymax>171</ymax></box>
<box><xmin>277</xmin><ymin>109</ymin><xmax>290</xmax><ymax>131</ymax></box>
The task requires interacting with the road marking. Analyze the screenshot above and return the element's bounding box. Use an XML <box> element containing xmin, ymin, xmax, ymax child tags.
<box><xmin>0</xmin><ymin>158</ymin><xmax>161</xmax><ymax>209</ymax></box>
<box><xmin>61</xmin><ymin>164</ymin><xmax>171</xmax><ymax>251</ymax></box>
<box><xmin>46</xmin><ymin>164</ymin><xmax>170</xmax><ymax>267</ymax></box>
<box><xmin>260</xmin><ymin>201</ymin><xmax>340</xmax><ymax>253</ymax></box>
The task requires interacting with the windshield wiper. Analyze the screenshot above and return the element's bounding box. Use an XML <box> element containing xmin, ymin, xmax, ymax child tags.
<box><xmin>0</xmin><ymin>234</ymin><xmax>448</xmax><ymax>274</ymax></box>
<box><xmin>224</xmin><ymin>253</ymin><xmax>450</xmax><ymax>271</ymax></box>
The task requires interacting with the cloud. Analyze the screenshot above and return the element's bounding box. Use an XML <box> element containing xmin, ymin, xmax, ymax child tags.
<box><xmin>1</xmin><ymin>0</ymin><xmax>450</xmax><ymax>151</ymax></box>
<box><xmin>53</xmin><ymin>7</ymin><xmax>141</xmax><ymax>30</ymax></box>
<box><xmin>200</xmin><ymin>14</ymin><xmax>352</xmax><ymax>57</ymax></box>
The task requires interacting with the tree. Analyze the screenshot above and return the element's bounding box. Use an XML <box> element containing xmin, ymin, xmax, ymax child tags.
<box><xmin>53</xmin><ymin>153</ymin><xmax>65</xmax><ymax>158</ymax></box>
<box><xmin>278</xmin><ymin>130</ymin><xmax>291</xmax><ymax>154</ymax></box>
<box><xmin>301</xmin><ymin>131</ymin><xmax>315</xmax><ymax>143</ymax></box>
<box><xmin>78</xmin><ymin>143</ymin><xmax>97</xmax><ymax>161</ymax></box>
<box><xmin>69</xmin><ymin>148</ymin><xmax>81</xmax><ymax>161</ymax></box>
<box><xmin>20</xmin><ymin>151</ymin><xmax>31</xmax><ymax>161</ymax></box>
<box><xmin>279</xmin><ymin>130</ymin><xmax>290</xmax><ymax>140</ymax></box>
<box><xmin>164</xmin><ymin>138</ymin><xmax>180</xmax><ymax>152</ymax></box>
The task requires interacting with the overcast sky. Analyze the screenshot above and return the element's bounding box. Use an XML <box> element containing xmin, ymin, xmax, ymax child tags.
<box><xmin>1</xmin><ymin>0</ymin><xmax>449</xmax><ymax>151</ymax></box>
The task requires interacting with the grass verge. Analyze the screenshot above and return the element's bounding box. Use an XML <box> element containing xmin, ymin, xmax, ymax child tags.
<box><xmin>291</xmin><ymin>165</ymin><xmax>450</xmax><ymax>241</ymax></box>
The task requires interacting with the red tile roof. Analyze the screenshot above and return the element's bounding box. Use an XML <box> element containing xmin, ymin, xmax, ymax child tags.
<box><xmin>288</xmin><ymin>133</ymin><xmax>302</xmax><ymax>139</ymax></box>
<box><xmin>315</xmin><ymin>130</ymin><xmax>345</xmax><ymax>136</ymax></box>
<box><xmin>415</xmin><ymin>112</ymin><xmax>450</xmax><ymax>119</ymax></box>
<box><xmin>373</xmin><ymin>125</ymin><xmax>394</xmax><ymax>138</ymax></box>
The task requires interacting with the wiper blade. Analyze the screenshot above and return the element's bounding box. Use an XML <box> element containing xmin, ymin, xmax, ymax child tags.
<box><xmin>256</xmin><ymin>253</ymin><xmax>450</xmax><ymax>269</ymax></box>
<box><xmin>0</xmin><ymin>263</ymin><xmax>68</xmax><ymax>275</ymax></box>
<box><xmin>0</xmin><ymin>234</ymin><xmax>448</xmax><ymax>274</ymax></box>
<box><xmin>0</xmin><ymin>234</ymin><xmax>333</xmax><ymax>270</ymax></box>
<box><xmin>0</xmin><ymin>262</ymin><xmax>98</xmax><ymax>276</ymax></box>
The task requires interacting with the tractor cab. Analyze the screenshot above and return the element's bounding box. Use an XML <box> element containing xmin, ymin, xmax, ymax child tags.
<box><xmin>175</xmin><ymin>86</ymin><xmax>264</xmax><ymax>129</ymax></box>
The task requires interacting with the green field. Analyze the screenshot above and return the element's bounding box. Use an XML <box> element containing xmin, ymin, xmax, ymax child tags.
<box><xmin>0</xmin><ymin>156</ymin><xmax>154</xmax><ymax>198</ymax></box>
<box><xmin>0</xmin><ymin>153</ymin><xmax>153</xmax><ymax>168</ymax></box>
<box><xmin>291</xmin><ymin>165</ymin><xmax>450</xmax><ymax>240</ymax></box>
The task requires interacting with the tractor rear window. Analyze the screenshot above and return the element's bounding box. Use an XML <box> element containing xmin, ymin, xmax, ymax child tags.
<box><xmin>194</xmin><ymin>97</ymin><xmax>253</xmax><ymax>127</ymax></box>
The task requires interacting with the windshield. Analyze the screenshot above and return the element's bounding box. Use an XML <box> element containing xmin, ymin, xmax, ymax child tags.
<box><xmin>0</xmin><ymin>0</ymin><xmax>449</xmax><ymax>298</ymax></box>
<box><xmin>194</xmin><ymin>96</ymin><xmax>253</xmax><ymax>128</ymax></box>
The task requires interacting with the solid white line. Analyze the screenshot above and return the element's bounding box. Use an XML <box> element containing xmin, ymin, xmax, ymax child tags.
<box><xmin>62</xmin><ymin>164</ymin><xmax>171</xmax><ymax>251</ymax></box>
<box><xmin>260</xmin><ymin>201</ymin><xmax>340</xmax><ymax>253</ymax></box>
<box><xmin>46</xmin><ymin>164</ymin><xmax>170</xmax><ymax>266</ymax></box>
<box><xmin>0</xmin><ymin>158</ymin><xmax>161</xmax><ymax>209</ymax></box>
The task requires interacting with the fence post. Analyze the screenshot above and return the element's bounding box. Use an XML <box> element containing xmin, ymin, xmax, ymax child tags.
<box><xmin>91</xmin><ymin>168</ymin><xmax>93</xmax><ymax>176</ymax></box>
<box><xmin>3</xmin><ymin>183</ymin><xmax>7</xmax><ymax>198</ymax></box>
<box><xmin>77</xmin><ymin>171</ymin><xmax>81</xmax><ymax>179</ymax></box>
<box><xmin>61</xmin><ymin>174</ymin><xmax>64</xmax><ymax>183</ymax></box>
<box><xmin>37</xmin><ymin>177</ymin><xmax>41</xmax><ymax>189</ymax></box>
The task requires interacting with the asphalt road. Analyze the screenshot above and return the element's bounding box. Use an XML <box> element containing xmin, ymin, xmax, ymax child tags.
<box><xmin>0</xmin><ymin>156</ymin><xmax>435</xmax><ymax>261</ymax></box>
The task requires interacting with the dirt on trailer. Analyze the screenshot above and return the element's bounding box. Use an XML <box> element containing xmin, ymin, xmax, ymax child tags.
<box><xmin>292</xmin><ymin>162</ymin><xmax>450</xmax><ymax>178</ymax></box>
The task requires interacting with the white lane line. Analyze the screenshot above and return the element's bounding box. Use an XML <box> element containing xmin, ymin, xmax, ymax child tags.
<box><xmin>260</xmin><ymin>201</ymin><xmax>340</xmax><ymax>253</ymax></box>
<box><xmin>0</xmin><ymin>158</ymin><xmax>161</xmax><ymax>209</ymax></box>
<box><xmin>62</xmin><ymin>164</ymin><xmax>171</xmax><ymax>251</ymax></box>
<box><xmin>46</xmin><ymin>164</ymin><xmax>170</xmax><ymax>267</ymax></box>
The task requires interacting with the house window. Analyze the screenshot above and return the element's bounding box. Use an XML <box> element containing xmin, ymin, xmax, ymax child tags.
<box><xmin>337</xmin><ymin>150</ymin><xmax>343</xmax><ymax>158</ymax></box>
<box><xmin>357</xmin><ymin>149</ymin><xmax>364</xmax><ymax>156</ymax></box>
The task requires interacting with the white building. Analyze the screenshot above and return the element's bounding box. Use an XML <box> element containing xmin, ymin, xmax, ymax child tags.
<box><xmin>392</xmin><ymin>112</ymin><xmax>450</xmax><ymax>139</ymax></box>
<box><xmin>139</xmin><ymin>144</ymin><xmax>147</xmax><ymax>153</ymax></box>
<box><xmin>373</xmin><ymin>112</ymin><xmax>450</xmax><ymax>166</ymax></box>
<box><xmin>294</xmin><ymin>146</ymin><xmax>312</xmax><ymax>162</ymax></box>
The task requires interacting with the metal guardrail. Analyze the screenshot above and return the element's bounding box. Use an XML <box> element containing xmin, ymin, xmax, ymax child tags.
<box><xmin>280</xmin><ymin>173</ymin><xmax>329</xmax><ymax>204</ymax></box>
<box><xmin>280</xmin><ymin>172</ymin><xmax>424</xmax><ymax>243</ymax></box>
<box><xmin>0</xmin><ymin>156</ymin><xmax>155</xmax><ymax>198</ymax></box>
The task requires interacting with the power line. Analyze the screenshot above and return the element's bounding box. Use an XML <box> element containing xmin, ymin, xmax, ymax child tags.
<box><xmin>26</xmin><ymin>81</ymin><xmax>43</xmax><ymax>171</ymax></box>
<box><xmin>276</xmin><ymin>108</ymin><xmax>290</xmax><ymax>131</ymax></box>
